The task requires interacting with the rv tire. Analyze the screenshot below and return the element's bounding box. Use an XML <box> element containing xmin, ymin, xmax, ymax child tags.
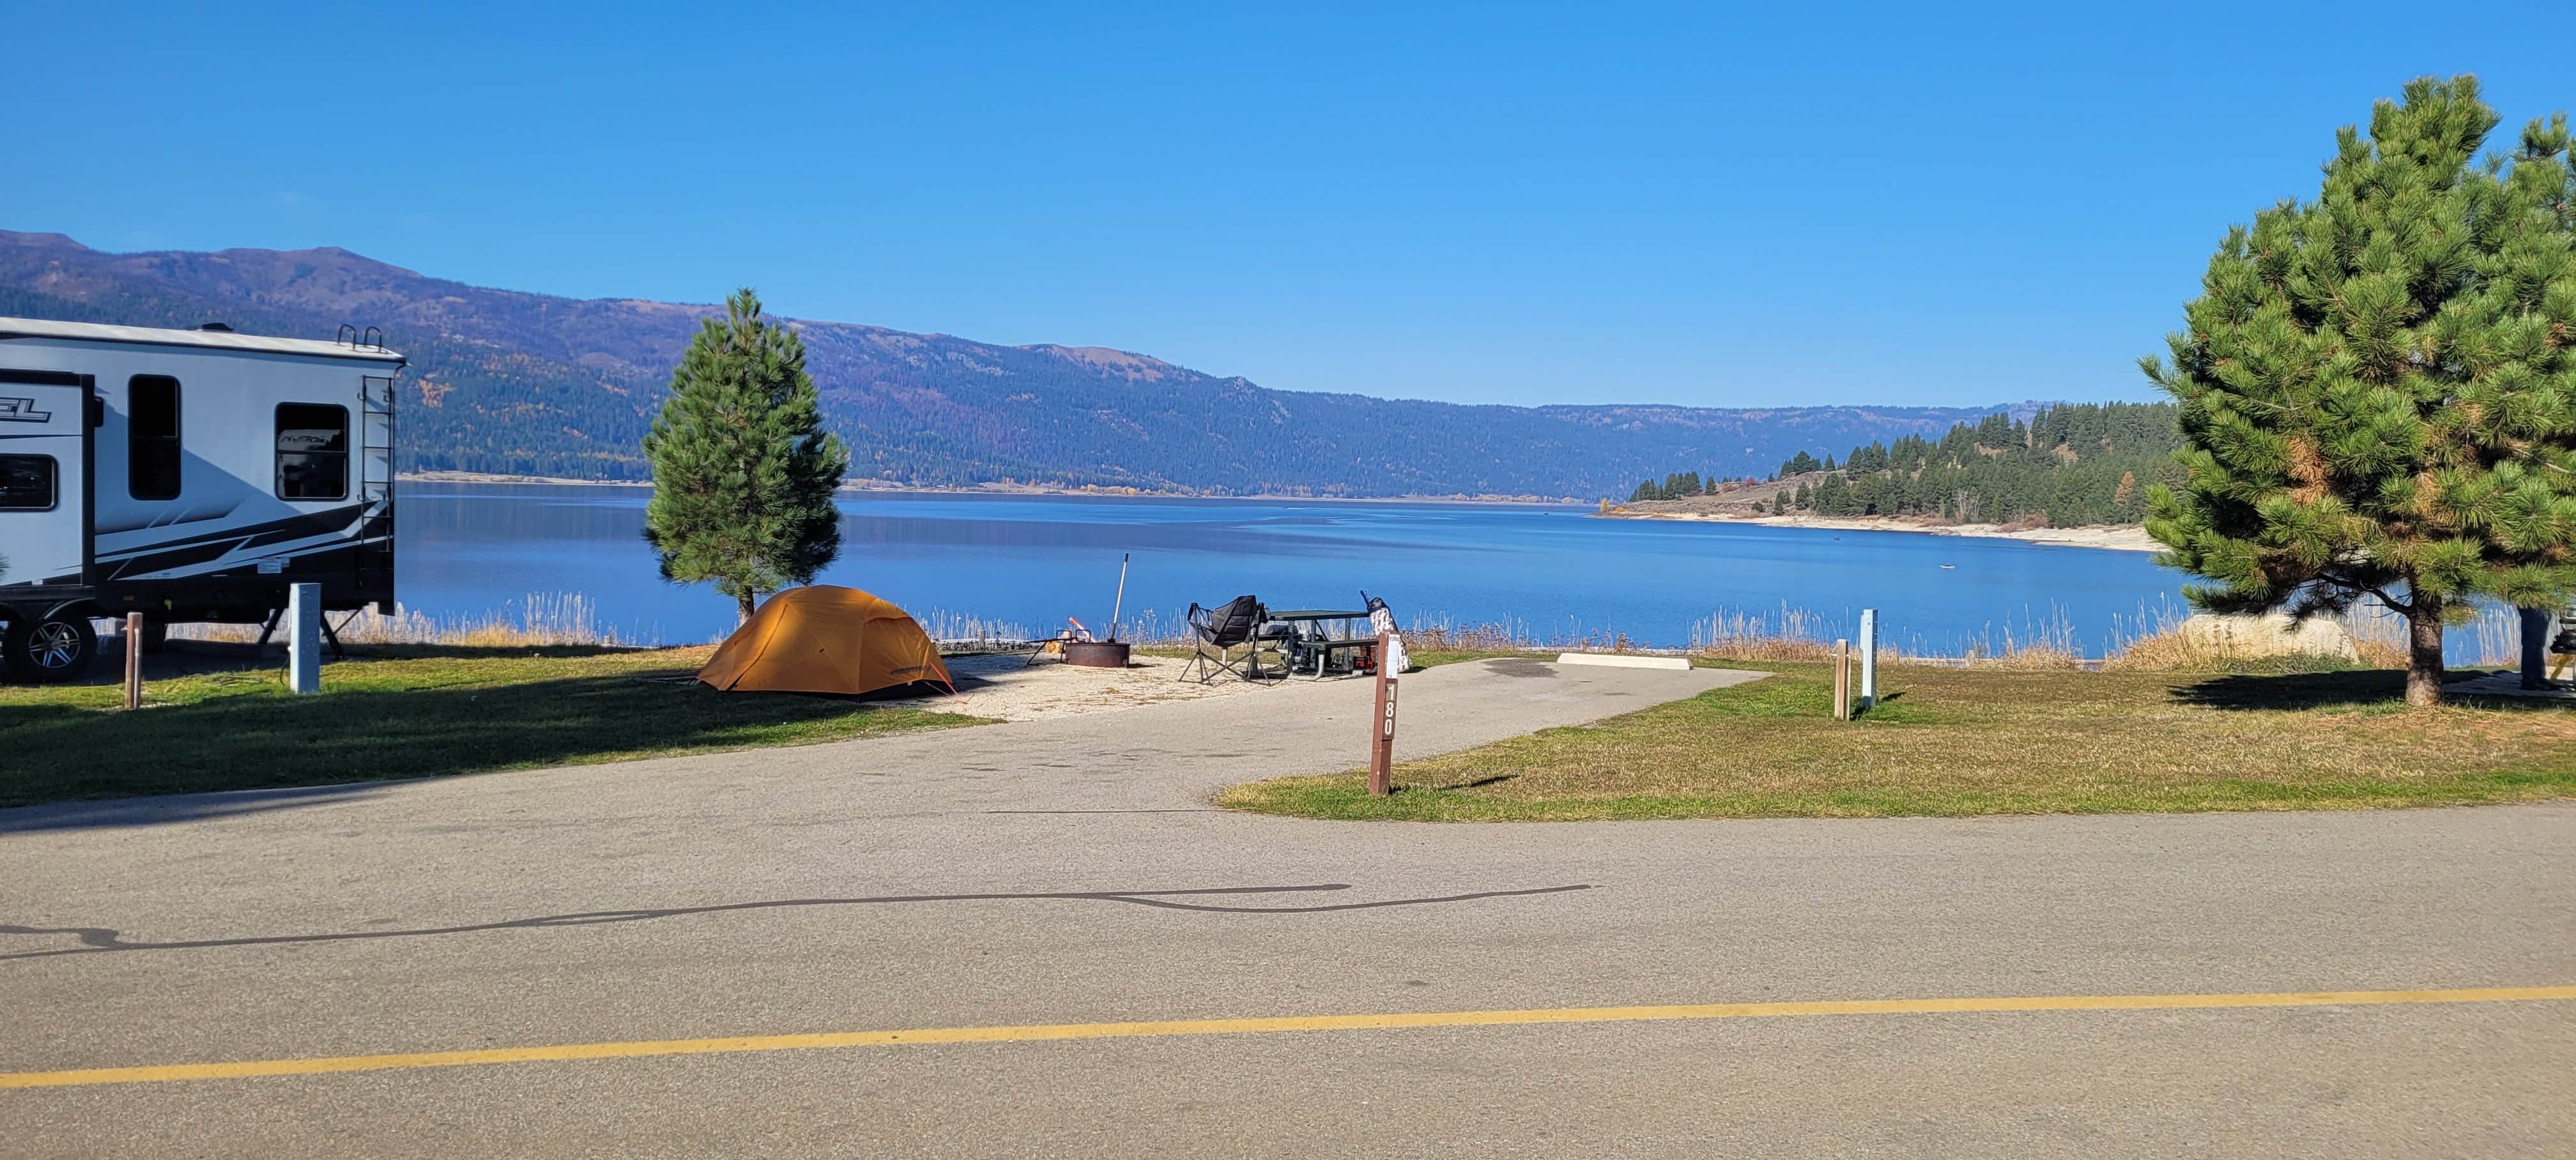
<box><xmin>5</xmin><ymin>611</ymin><xmax>98</xmax><ymax>684</ymax></box>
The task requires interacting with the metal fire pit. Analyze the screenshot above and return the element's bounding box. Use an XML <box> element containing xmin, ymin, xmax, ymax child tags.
<box><xmin>1063</xmin><ymin>640</ymin><xmax>1131</xmax><ymax>669</ymax></box>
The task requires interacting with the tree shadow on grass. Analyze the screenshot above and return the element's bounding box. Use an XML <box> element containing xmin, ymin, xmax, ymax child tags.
<box><xmin>2171</xmin><ymin>668</ymin><xmax>2568</xmax><ymax>713</ymax></box>
<box><xmin>0</xmin><ymin>673</ymin><xmax>976</xmax><ymax>820</ymax></box>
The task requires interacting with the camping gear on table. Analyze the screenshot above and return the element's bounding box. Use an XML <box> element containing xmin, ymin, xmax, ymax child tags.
<box><xmin>1182</xmin><ymin>595</ymin><xmax>1273</xmax><ymax>683</ymax></box>
<box><xmin>698</xmin><ymin>585</ymin><xmax>953</xmax><ymax>696</ymax></box>
<box><xmin>1265</xmin><ymin>607</ymin><xmax>1376</xmax><ymax>679</ymax></box>
<box><xmin>1364</xmin><ymin>591</ymin><xmax>1409</xmax><ymax>675</ymax></box>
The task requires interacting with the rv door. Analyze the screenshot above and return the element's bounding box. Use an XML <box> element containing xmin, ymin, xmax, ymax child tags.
<box><xmin>0</xmin><ymin>375</ymin><xmax>91</xmax><ymax>591</ymax></box>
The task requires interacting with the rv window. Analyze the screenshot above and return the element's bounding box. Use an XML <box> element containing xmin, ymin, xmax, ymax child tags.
<box><xmin>128</xmin><ymin>375</ymin><xmax>183</xmax><ymax>500</ymax></box>
<box><xmin>275</xmin><ymin>403</ymin><xmax>350</xmax><ymax>501</ymax></box>
<box><xmin>0</xmin><ymin>454</ymin><xmax>57</xmax><ymax>511</ymax></box>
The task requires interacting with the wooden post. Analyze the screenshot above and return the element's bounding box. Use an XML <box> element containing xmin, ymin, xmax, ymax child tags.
<box><xmin>124</xmin><ymin>612</ymin><xmax>144</xmax><ymax>711</ymax></box>
<box><xmin>1833</xmin><ymin>638</ymin><xmax>1850</xmax><ymax>721</ymax></box>
<box><xmin>1368</xmin><ymin>632</ymin><xmax>1398</xmax><ymax>796</ymax></box>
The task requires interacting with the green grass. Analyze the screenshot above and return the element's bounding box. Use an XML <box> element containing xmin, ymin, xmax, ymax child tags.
<box><xmin>1219</xmin><ymin>662</ymin><xmax>2576</xmax><ymax>821</ymax></box>
<box><xmin>0</xmin><ymin>645</ymin><xmax>985</xmax><ymax>807</ymax></box>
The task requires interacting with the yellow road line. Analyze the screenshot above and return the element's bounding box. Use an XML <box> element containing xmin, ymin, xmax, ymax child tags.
<box><xmin>6</xmin><ymin>985</ymin><xmax>2571</xmax><ymax>1090</ymax></box>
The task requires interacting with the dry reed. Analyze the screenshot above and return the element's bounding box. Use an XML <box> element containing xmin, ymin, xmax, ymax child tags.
<box><xmin>173</xmin><ymin>593</ymin><xmax>625</xmax><ymax>648</ymax></box>
<box><xmin>152</xmin><ymin>589</ymin><xmax>2533</xmax><ymax>672</ymax></box>
<box><xmin>2100</xmin><ymin>596</ymin><xmax>2522</xmax><ymax>672</ymax></box>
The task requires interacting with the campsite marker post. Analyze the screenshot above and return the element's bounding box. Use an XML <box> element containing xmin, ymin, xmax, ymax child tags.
<box><xmin>124</xmin><ymin>612</ymin><xmax>143</xmax><ymax>710</ymax></box>
<box><xmin>1857</xmin><ymin>608</ymin><xmax>1878</xmax><ymax>710</ymax></box>
<box><xmin>1368</xmin><ymin>632</ymin><xmax>1399</xmax><ymax>796</ymax></box>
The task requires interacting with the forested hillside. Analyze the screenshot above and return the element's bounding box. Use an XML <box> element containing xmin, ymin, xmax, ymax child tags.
<box><xmin>1782</xmin><ymin>402</ymin><xmax>2181</xmax><ymax>526</ymax></box>
<box><xmin>1</xmin><ymin>230</ymin><xmax>2032</xmax><ymax>498</ymax></box>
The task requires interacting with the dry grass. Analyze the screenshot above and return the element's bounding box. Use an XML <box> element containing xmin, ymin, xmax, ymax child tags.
<box><xmin>177</xmin><ymin>593</ymin><xmax>628</xmax><ymax>647</ymax></box>
<box><xmin>1218</xmin><ymin>663</ymin><xmax>2576</xmax><ymax>821</ymax></box>
<box><xmin>156</xmin><ymin>590</ymin><xmax>2528</xmax><ymax>675</ymax></box>
<box><xmin>2098</xmin><ymin>600</ymin><xmax>2522</xmax><ymax>673</ymax></box>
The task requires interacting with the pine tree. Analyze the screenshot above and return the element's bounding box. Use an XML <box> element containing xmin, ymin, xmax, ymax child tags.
<box><xmin>643</xmin><ymin>289</ymin><xmax>852</xmax><ymax>623</ymax></box>
<box><xmin>2145</xmin><ymin>77</ymin><xmax>2576</xmax><ymax>706</ymax></box>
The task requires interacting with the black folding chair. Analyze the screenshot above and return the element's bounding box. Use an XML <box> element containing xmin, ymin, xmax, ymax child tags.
<box><xmin>1181</xmin><ymin>595</ymin><xmax>1271</xmax><ymax>683</ymax></box>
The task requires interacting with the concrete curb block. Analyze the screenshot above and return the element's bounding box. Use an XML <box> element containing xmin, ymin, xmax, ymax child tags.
<box><xmin>1554</xmin><ymin>653</ymin><xmax>1691</xmax><ymax>671</ymax></box>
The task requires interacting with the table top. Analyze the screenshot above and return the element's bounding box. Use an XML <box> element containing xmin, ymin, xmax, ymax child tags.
<box><xmin>1265</xmin><ymin>609</ymin><xmax>1368</xmax><ymax>621</ymax></box>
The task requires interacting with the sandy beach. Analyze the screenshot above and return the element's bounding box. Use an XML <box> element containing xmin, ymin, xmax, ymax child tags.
<box><xmin>1604</xmin><ymin>509</ymin><xmax>2161</xmax><ymax>553</ymax></box>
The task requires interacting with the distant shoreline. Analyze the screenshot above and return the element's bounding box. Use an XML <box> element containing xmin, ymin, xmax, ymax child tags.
<box><xmin>395</xmin><ymin>471</ymin><xmax>1584</xmax><ymax>507</ymax></box>
<box><xmin>1600</xmin><ymin>508</ymin><xmax>2161</xmax><ymax>553</ymax></box>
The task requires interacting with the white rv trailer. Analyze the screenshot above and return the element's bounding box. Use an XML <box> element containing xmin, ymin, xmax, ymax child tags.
<box><xmin>0</xmin><ymin>317</ymin><xmax>402</xmax><ymax>682</ymax></box>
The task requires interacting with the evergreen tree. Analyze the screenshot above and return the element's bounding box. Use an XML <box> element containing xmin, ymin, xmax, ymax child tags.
<box><xmin>2144</xmin><ymin>77</ymin><xmax>2576</xmax><ymax>706</ymax></box>
<box><xmin>643</xmin><ymin>289</ymin><xmax>852</xmax><ymax>623</ymax></box>
<box><xmin>1793</xmin><ymin>482</ymin><xmax>1811</xmax><ymax>509</ymax></box>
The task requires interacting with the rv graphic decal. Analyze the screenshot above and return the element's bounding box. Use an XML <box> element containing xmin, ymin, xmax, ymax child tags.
<box><xmin>0</xmin><ymin>397</ymin><xmax>54</xmax><ymax>423</ymax></box>
<box><xmin>97</xmin><ymin>503</ymin><xmax>374</xmax><ymax>581</ymax></box>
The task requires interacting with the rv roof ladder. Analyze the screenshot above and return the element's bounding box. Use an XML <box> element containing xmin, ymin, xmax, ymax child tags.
<box><xmin>358</xmin><ymin>374</ymin><xmax>397</xmax><ymax>597</ymax></box>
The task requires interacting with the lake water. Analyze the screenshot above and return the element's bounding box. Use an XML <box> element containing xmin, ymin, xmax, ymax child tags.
<box><xmin>398</xmin><ymin>483</ymin><xmax>2193</xmax><ymax>656</ymax></box>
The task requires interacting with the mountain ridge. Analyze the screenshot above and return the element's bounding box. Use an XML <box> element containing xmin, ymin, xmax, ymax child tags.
<box><xmin>0</xmin><ymin>229</ymin><xmax>2045</xmax><ymax>498</ymax></box>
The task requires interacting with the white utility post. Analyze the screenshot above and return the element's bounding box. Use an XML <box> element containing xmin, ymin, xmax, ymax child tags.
<box><xmin>1857</xmin><ymin>608</ymin><xmax>1879</xmax><ymax>710</ymax></box>
<box><xmin>287</xmin><ymin>583</ymin><xmax>322</xmax><ymax>694</ymax></box>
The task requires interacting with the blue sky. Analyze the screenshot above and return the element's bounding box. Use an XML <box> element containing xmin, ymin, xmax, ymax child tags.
<box><xmin>11</xmin><ymin>2</ymin><xmax>2574</xmax><ymax>409</ymax></box>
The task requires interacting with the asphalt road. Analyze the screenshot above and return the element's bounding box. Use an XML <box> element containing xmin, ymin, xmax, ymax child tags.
<box><xmin>3</xmin><ymin>658</ymin><xmax>2571</xmax><ymax>1157</ymax></box>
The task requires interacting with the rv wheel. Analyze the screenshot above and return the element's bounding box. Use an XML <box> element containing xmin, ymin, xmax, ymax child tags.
<box><xmin>5</xmin><ymin>614</ymin><xmax>97</xmax><ymax>683</ymax></box>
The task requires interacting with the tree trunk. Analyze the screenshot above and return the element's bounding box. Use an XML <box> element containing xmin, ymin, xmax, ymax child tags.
<box><xmin>2405</xmin><ymin>597</ymin><xmax>2446</xmax><ymax>708</ymax></box>
<box><xmin>738</xmin><ymin>590</ymin><xmax>760</xmax><ymax>626</ymax></box>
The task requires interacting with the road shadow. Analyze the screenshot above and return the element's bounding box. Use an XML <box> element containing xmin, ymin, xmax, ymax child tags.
<box><xmin>0</xmin><ymin>782</ymin><xmax>398</xmax><ymax>834</ymax></box>
<box><xmin>0</xmin><ymin>882</ymin><xmax>1595</xmax><ymax>962</ymax></box>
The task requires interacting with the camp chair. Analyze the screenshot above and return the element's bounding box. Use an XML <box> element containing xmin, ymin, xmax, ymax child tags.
<box><xmin>1182</xmin><ymin>595</ymin><xmax>1271</xmax><ymax>683</ymax></box>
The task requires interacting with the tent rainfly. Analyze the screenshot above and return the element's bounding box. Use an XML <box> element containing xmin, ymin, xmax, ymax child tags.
<box><xmin>698</xmin><ymin>586</ymin><xmax>954</xmax><ymax>697</ymax></box>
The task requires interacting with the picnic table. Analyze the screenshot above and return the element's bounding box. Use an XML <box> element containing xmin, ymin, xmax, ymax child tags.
<box><xmin>1262</xmin><ymin>608</ymin><xmax>1376</xmax><ymax>679</ymax></box>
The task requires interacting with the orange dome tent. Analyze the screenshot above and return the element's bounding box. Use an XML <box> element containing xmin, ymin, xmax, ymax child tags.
<box><xmin>698</xmin><ymin>586</ymin><xmax>954</xmax><ymax>696</ymax></box>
